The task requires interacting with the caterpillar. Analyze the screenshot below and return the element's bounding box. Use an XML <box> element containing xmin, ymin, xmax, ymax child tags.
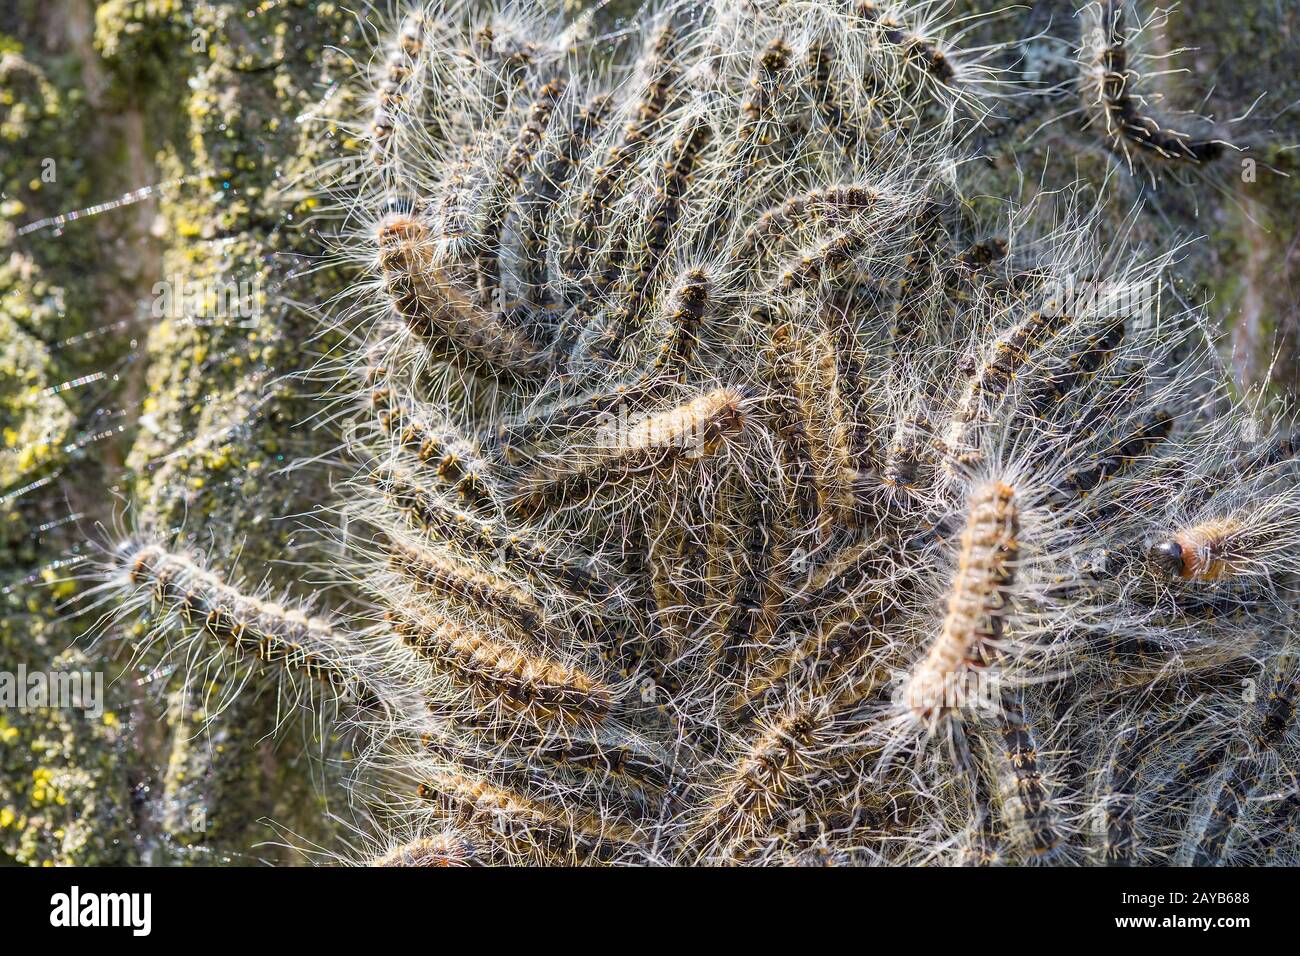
<box><xmin>474</xmin><ymin>77</ymin><xmax>568</xmax><ymax>310</ymax></box>
<box><xmin>370</xmin><ymin>12</ymin><xmax>426</xmax><ymax>167</ymax></box>
<box><xmin>902</xmin><ymin>481</ymin><xmax>1018</xmax><ymax>726</ymax></box>
<box><xmin>988</xmin><ymin>700</ymin><xmax>1062</xmax><ymax>863</ymax></box>
<box><xmin>1082</xmin><ymin>0</ymin><xmax>1225</xmax><ymax>166</ymax></box>
<box><xmin>369</xmin><ymin>833</ymin><xmax>482</xmax><ymax>867</ymax></box>
<box><xmin>1188</xmin><ymin>654</ymin><xmax>1299</xmax><ymax>865</ymax></box>
<box><xmin>940</xmin><ymin>309</ymin><xmax>1075</xmax><ymax>473</ymax></box>
<box><xmin>117</xmin><ymin>542</ymin><xmax>373</xmax><ymax>704</ymax></box>
<box><xmin>389</xmin><ymin>606</ymin><xmax>612</xmax><ymax>723</ymax></box>
<box><xmin>513</xmin><ymin>387</ymin><xmax>747</xmax><ymax>514</ymax></box>
<box><xmin>495</xmin><ymin>268</ymin><xmax>713</xmax><ymax>462</ymax></box>
<box><xmin>414</xmin><ymin>770</ymin><xmax>644</xmax><ymax>863</ymax></box>
<box><xmin>855</xmin><ymin>1</ymin><xmax>956</xmax><ymax>84</ymax></box>
<box><xmin>594</xmin><ymin>118</ymin><xmax>715</xmax><ymax>362</ymax></box>
<box><xmin>689</xmin><ymin>703</ymin><xmax>832</xmax><ymax>860</ymax></box>
<box><xmin>377</xmin><ymin>215</ymin><xmax>551</xmax><ymax>378</ymax></box>
<box><xmin>736</xmin><ymin>184</ymin><xmax>883</xmax><ymax>274</ymax></box>
<box><xmin>806</xmin><ymin>42</ymin><xmax>875</xmax><ymax>154</ymax></box>
<box><xmin>762</xmin><ymin>325</ymin><xmax>857</xmax><ymax>534</ymax></box>
<box><xmin>386</xmin><ymin>536</ymin><xmax>545</xmax><ymax>636</ymax></box>
<box><xmin>1149</xmin><ymin>491</ymin><xmax>1300</xmax><ymax>586</ymax></box>
<box><xmin>518</xmin><ymin>94</ymin><xmax>613</xmax><ymax>316</ymax></box>
<box><xmin>367</xmin><ymin>371</ymin><xmax>499</xmax><ymax>511</ymax></box>
<box><xmin>562</xmin><ymin>26</ymin><xmax>679</xmax><ymax>281</ymax></box>
<box><xmin>378</xmin><ymin>462</ymin><xmax>611</xmax><ymax>599</ymax></box>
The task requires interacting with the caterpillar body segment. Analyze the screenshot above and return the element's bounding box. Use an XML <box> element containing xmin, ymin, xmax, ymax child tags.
<box><xmin>939</xmin><ymin>308</ymin><xmax>1076</xmax><ymax>474</ymax></box>
<box><xmin>1080</xmin><ymin>0</ymin><xmax>1228</xmax><ymax>168</ymax></box>
<box><xmin>386</xmin><ymin>536</ymin><xmax>545</xmax><ymax>637</ymax></box>
<box><xmin>389</xmin><ymin>604</ymin><xmax>612</xmax><ymax>723</ymax></box>
<box><xmin>474</xmin><ymin>76</ymin><xmax>569</xmax><ymax>312</ymax></box>
<box><xmin>980</xmin><ymin>699</ymin><xmax>1064</xmax><ymax>864</ymax></box>
<box><xmin>761</xmin><ymin>324</ymin><xmax>859</xmax><ymax>536</ymax></box>
<box><xmin>377</xmin><ymin>461</ymin><xmax>614</xmax><ymax>600</ymax></box>
<box><xmin>414</xmin><ymin>769</ymin><xmax>648</xmax><ymax>864</ymax></box>
<box><xmin>495</xmin><ymin>267</ymin><xmax>714</xmax><ymax>464</ymax></box>
<box><xmin>516</xmin><ymin>92</ymin><xmax>614</xmax><ymax>327</ymax></box>
<box><xmin>562</xmin><ymin>25</ymin><xmax>681</xmax><ymax>283</ymax></box>
<box><xmin>377</xmin><ymin>215</ymin><xmax>552</xmax><ymax>378</ymax></box>
<box><xmin>902</xmin><ymin>481</ymin><xmax>1019</xmax><ymax>728</ymax></box>
<box><xmin>370</xmin><ymin>833</ymin><xmax>483</xmax><ymax>866</ymax></box>
<box><xmin>1147</xmin><ymin>488</ymin><xmax>1300</xmax><ymax>591</ymax></box>
<box><xmin>513</xmin><ymin>387</ymin><xmax>747</xmax><ymax>515</ymax></box>
<box><xmin>117</xmin><ymin>542</ymin><xmax>377</xmax><ymax>708</ymax></box>
<box><xmin>368</xmin><ymin>375</ymin><xmax>500</xmax><ymax>511</ymax></box>
<box><xmin>1184</xmin><ymin>652</ymin><xmax>1299</xmax><ymax>865</ymax></box>
<box><xmin>369</xmin><ymin>11</ymin><xmax>428</xmax><ymax>169</ymax></box>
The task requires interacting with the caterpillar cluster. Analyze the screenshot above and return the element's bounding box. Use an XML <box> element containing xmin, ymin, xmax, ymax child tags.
<box><xmin>100</xmin><ymin>0</ymin><xmax>1299</xmax><ymax>865</ymax></box>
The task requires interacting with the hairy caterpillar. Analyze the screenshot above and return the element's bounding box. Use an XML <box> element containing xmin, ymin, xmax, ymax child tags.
<box><xmin>902</xmin><ymin>481</ymin><xmax>1018</xmax><ymax>726</ymax></box>
<box><xmin>378</xmin><ymin>462</ymin><xmax>612</xmax><ymax>599</ymax></box>
<box><xmin>370</xmin><ymin>833</ymin><xmax>482</xmax><ymax>866</ymax></box>
<box><xmin>115</xmin><ymin>542</ymin><xmax>374</xmax><ymax>706</ymax></box>
<box><xmin>377</xmin><ymin>215</ymin><xmax>551</xmax><ymax>378</ymax></box>
<box><xmin>513</xmin><ymin>387</ymin><xmax>747</xmax><ymax>514</ymax></box>
<box><xmin>1080</xmin><ymin>0</ymin><xmax>1226</xmax><ymax>166</ymax></box>
<box><xmin>389</xmin><ymin>606</ymin><xmax>612</xmax><ymax>722</ymax></box>
<box><xmin>386</xmin><ymin>536</ymin><xmax>544</xmax><ymax>636</ymax></box>
<box><xmin>414</xmin><ymin>770</ymin><xmax>644</xmax><ymax>863</ymax></box>
<box><xmin>474</xmin><ymin>77</ymin><xmax>568</xmax><ymax>310</ymax></box>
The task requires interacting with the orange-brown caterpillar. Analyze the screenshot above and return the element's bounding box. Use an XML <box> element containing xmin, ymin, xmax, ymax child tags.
<box><xmin>379</xmin><ymin>463</ymin><xmax>610</xmax><ymax>599</ymax></box>
<box><xmin>377</xmin><ymin>215</ymin><xmax>551</xmax><ymax>378</ymax></box>
<box><xmin>711</xmin><ymin>490</ymin><xmax>790</xmax><ymax>678</ymax></box>
<box><xmin>387</xmin><ymin>537</ymin><xmax>544</xmax><ymax>636</ymax></box>
<box><xmin>1149</xmin><ymin>517</ymin><xmax>1250</xmax><ymax>582</ymax></box>
<box><xmin>415</xmin><ymin>770</ymin><xmax>643</xmax><ymax>863</ymax></box>
<box><xmin>903</xmin><ymin>481</ymin><xmax>1018</xmax><ymax>725</ymax></box>
<box><xmin>390</xmin><ymin>607</ymin><xmax>611</xmax><ymax>722</ymax></box>
<box><xmin>773</xmin><ymin>229</ymin><xmax>875</xmax><ymax>296</ymax></box>
<box><xmin>122</xmin><ymin>543</ymin><xmax>370</xmax><ymax>701</ymax></box>
<box><xmin>437</xmin><ymin>713</ymin><xmax>674</xmax><ymax>798</ymax></box>
<box><xmin>514</xmin><ymin>387</ymin><xmax>746</xmax><ymax>513</ymax></box>
<box><xmin>369</xmin><ymin>833</ymin><xmax>482</xmax><ymax>866</ymax></box>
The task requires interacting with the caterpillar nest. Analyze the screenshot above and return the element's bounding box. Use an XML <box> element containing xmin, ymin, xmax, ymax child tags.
<box><xmin>100</xmin><ymin>0</ymin><xmax>1300</xmax><ymax>866</ymax></box>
